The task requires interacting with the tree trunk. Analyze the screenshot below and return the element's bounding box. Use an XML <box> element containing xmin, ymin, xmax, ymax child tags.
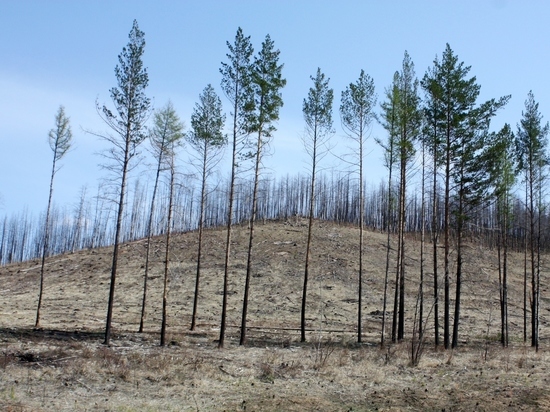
<box><xmin>240</xmin><ymin>130</ymin><xmax>262</xmax><ymax>346</ymax></box>
<box><xmin>35</xmin><ymin>151</ymin><xmax>58</xmax><ymax>328</ymax></box>
<box><xmin>104</xmin><ymin>131</ymin><xmax>131</xmax><ymax>346</ymax></box>
<box><xmin>139</xmin><ymin>138</ymin><xmax>165</xmax><ymax>333</ymax></box>
<box><xmin>397</xmin><ymin>149</ymin><xmax>406</xmax><ymax>342</ymax></box>
<box><xmin>301</xmin><ymin>128</ymin><xmax>317</xmax><ymax>343</ymax></box>
<box><xmin>358</xmin><ymin>132</ymin><xmax>364</xmax><ymax>343</ymax></box>
<box><xmin>219</xmin><ymin>85</ymin><xmax>240</xmax><ymax>349</ymax></box>
<box><xmin>444</xmin><ymin>123</ymin><xmax>451</xmax><ymax>350</ymax></box>
<box><xmin>191</xmin><ymin>142</ymin><xmax>209</xmax><ymax>331</ymax></box>
<box><xmin>160</xmin><ymin>160</ymin><xmax>175</xmax><ymax>346</ymax></box>
<box><xmin>380</xmin><ymin>168</ymin><xmax>393</xmax><ymax>347</ymax></box>
<box><xmin>452</xmin><ymin>182</ymin><xmax>464</xmax><ymax>349</ymax></box>
<box><xmin>432</xmin><ymin>134</ymin><xmax>440</xmax><ymax>347</ymax></box>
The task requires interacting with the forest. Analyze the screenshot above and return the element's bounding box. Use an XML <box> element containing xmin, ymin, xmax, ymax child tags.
<box><xmin>1</xmin><ymin>20</ymin><xmax>549</xmax><ymax>353</ymax></box>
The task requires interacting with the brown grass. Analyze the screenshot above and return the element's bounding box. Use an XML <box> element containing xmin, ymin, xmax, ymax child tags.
<box><xmin>0</xmin><ymin>218</ymin><xmax>549</xmax><ymax>411</ymax></box>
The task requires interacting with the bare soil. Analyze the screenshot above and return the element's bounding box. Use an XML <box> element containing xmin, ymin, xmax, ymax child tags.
<box><xmin>0</xmin><ymin>218</ymin><xmax>549</xmax><ymax>411</ymax></box>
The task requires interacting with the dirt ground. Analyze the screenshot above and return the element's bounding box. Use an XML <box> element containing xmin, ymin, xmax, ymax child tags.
<box><xmin>0</xmin><ymin>218</ymin><xmax>549</xmax><ymax>411</ymax></box>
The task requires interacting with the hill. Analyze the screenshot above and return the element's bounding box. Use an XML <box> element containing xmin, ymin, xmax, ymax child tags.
<box><xmin>0</xmin><ymin>219</ymin><xmax>549</xmax><ymax>411</ymax></box>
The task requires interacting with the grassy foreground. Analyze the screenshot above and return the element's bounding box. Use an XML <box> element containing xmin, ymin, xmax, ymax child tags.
<box><xmin>0</xmin><ymin>219</ymin><xmax>549</xmax><ymax>410</ymax></box>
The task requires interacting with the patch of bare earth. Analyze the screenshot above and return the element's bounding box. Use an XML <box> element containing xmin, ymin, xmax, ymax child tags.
<box><xmin>0</xmin><ymin>219</ymin><xmax>549</xmax><ymax>411</ymax></box>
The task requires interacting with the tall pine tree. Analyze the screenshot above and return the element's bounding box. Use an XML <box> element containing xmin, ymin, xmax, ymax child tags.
<box><xmin>96</xmin><ymin>20</ymin><xmax>151</xmax><ymax>345</ymax></box>
<box><xmin>240</xmin><ymin>34</ymin><xmax>286</xmax><ymax>346</ymax></box>
<box><xmin>300</xmin><ymin>68</ymin><xmax>334</xmax><ymax>342</ymax></box>
<box><xmin>516</xmin><ymin>91</ymin><xmax>549</xmax><ymax>350</ymax></box>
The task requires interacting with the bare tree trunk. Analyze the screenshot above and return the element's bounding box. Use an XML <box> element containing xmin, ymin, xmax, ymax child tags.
<box><xmin>419</xmin><ymin>138</ymin><xmax>426</xmax><ymax>341</ymax></box>
<box><xmin>301</xmin><ymin>132</ymin><xmax>317</xmax><ymax>343</ymax></box>
<box><xmin>535</xmin><ymin>166</ymin><xmax>542</xmax><ymax>351</ymax></box>
<box><xmin>240</xmin><ymin>131</ymin><xmax>262</xmax><ymax>346</ymax></box>
<box><xmin>191</xmin><ymin>143</ymin><xmax>209</xmax><ymax>330</ymax></box>
<box><xmin>529</xmin><ymin>166</ymin><xmax>536</xmax><ymax>348</ymax></box>
<box><xmin>452</xmin><ymin>182</ymin><xmax>464</xmax><ymax>349</ymax></box>
<box><xmin>444</xmin><ymin>125</ymin><xmax>451</xmax><ymax>350</ymax></box>
<box><xmin>523</xmin><ymin>179</ymin><xmax>529</xmax><ymax>342</ymax></box>
<box><xmin>358</xmin><ymin>136</ymin><xmax>364</xmax><ymax>343</ymax></box>
<box><xmin>497</xmin><ymin>227</ymin><xmax>504</xmax><ymax>346</ymax></box>
<box><xmin>397</xmin><ymin>152</ymin><xmax>406</xmax><ymax>342</ymax></box>
<box><xmin>160</xmin><ymin>162</ymin><xmax>175</xmax><ymax>347</ymax></box>
<box><xmin>503</xmin><ymin>204</ymin><xmax>509</xmax><ymax>347</ymax></box>
<box><xmin>104</xmin><ymin>132</ymin><xmax>131</xmax><ymax>346</ymax></box>
<box><xmin>432</xmin><ymin>136</ymin><xmax>440</xmax><ymax>347</ymax></box>
<box><xmin>139</xmin><ymin>141</ymin><xmax>165</xmax><ymax>333</ymax></box>
<box><xmin>380</xmin><ymin>169</ymin><xmax>393</xmax><ymax>347</ymax></box>
<box><xmin>35</xmin><ymin>153</ymin><xmax>57</xmax><ymax>328</ymax></box>
<box><xmin>391</xmin><ymin>225</ymin><xmax>401</xmax><ymax>343</ymax></box>
<box><xmin>219</xmin><ymin>88</ymin><xmax>240</xmax><ymax>349</ymax></box>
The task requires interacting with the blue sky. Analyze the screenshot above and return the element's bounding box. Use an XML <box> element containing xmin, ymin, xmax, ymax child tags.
<box><xmin>1</xmin><ymin>0</ymin><xmax>549</xmax><ymax>217</ymax></box>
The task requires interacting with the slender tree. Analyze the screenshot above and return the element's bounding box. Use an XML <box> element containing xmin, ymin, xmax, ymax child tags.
<box><xmin>35</xmin><ymin>105</ymin><xmax>72</xmax><ymax>327</ymax></box>
<box><xmin>394</xmin><ymin>52</ymin><xmax>422</xmax><ymax>341</ymax></box>
<box><xmin>188</xmin><ymin>84</ymin><xmax>226</xmax><ymax>331</ymax></box>
<box><xmin>218</xmin><ymin>27</ymin><xmax>254</xmax><ymax>348</ymax></box>
<box><xmin>96</xmin><ymin>20</ymin><xmax>151</xmax><ymax>345</ymax></box>
<box><xmin>451</xmin><ymin>94</ymin><xmax>509</xmax><ymax>349</ymax></box>
<box><xmin>139</xmin><ymin>101</ymin><xmax>184</xmax><ymax>333</ymax></box>
<box><xmin>420</xmin><ymin>65</ymin><xmax>444</xmax><ymax>347</ymax></box>
<box><xmin>160</xmin><ymin>133</ymin><xmax>181</xmax><ymax>346</ymax></box>
<box><xmin>300</xmin><ymin>68</ymin><xmax>334</xmax><ymax>342</ymax></box>
<box><xmin>485</xmin><ymin>124</ymin><xmax>516</xmax><ymax>347</ymax></box>
<box><xmin>377</xmin><ymin>74</ymin><xmax>399</xmax><ymax>346</ymax></box>
<box><xmin>340</xmin><ymin>69</ymin><xmax>376</xmax><ymax>343</ymax></box>
<box><xmin>516</xmin><ymin>91</ymin><xmax>549</xmax><ymax>349</ymax></box>
<box><xmin>423</xmin><ymin>44</ymin><xmax>508</xmax><ymax>348</ymax></box>
<box><xmin>240</xmin><ymin>34</ymin><xmax>286</xmax><ymax>345</ymax></box>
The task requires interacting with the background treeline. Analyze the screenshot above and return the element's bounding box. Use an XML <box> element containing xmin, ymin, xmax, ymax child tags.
<box><xmin>1</xmin><ymin>172</ymin><xmax>548</xmax><ymax>266</ymax></box>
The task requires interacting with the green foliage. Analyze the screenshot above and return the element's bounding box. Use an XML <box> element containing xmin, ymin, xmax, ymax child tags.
<box><xmin>340</xmin><ymin>69</ymin><xmax>376</xmax><ymax>148</ymax></box>
<box><xmin>379</xmin><ymin>51</ymin><xmax>421</xmax><ymax>168</ymax></box>
<box><xmin>395</xmin><ymin>51</ymin><xmax>422</xmax><ymax>162</ymax></box>
<box><xmin>220</xmin><ymin>27</ymin><xmax>254</xmax><ymax>138</ymax></box>
<box><xmin>377</xmin><ymin>72</ymin><xmax>400</xmax><ymax>170</ymax></box>
<box><xmin>100</xmin><ymin>19</ymin><xmax>151</xmax><ymax>151</ymax></box>
<box><xmin>188</xmin><ymin>84</ymin><xmax>226</xmax><ymax>152</ymax></box>
<box><xmin>246</xmin><ymin>34</ymin><xmax>287</xmax><ymax>142</ymax></box>
<box><xmin>485</xmin><ymin>124</ymin><xmax>516</xmax><ymax>196</ymax></box>
<box><xmin>303</xmin><ymin>67</ymin><xmax>334</xmax><ymax>139</ymax></box>
<box><xmin>516</xmin><ymin>90</ymin><xmax>549</xmax><ymax>176</ymax></box>
<box><xmin>484</xmin><ymin>124</ymin><xmax>516</xmax><ymax>224</ymax></box>
<box><xmin>424</xmin><ymin>44</ymin><xmax>510</xmax><ymax>218</ymax></box>
<box><xmin>49</xmin><ymin>105</ymin><xmax>72</xmax><ymax>164</ymax></box>
<box><xmin>150</xmin><ymin>101</ymin><xmax>185</xmax><ymax>164</ymax></box>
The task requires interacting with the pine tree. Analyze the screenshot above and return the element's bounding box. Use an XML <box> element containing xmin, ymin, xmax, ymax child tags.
<box><xmin>422</xmin><ymin>44</ymin><xmax>508</xmax><ymax>349</ymax></box>
<box><xmin>35</xmin><ymin>105</ymin><xmax>72</xmax><ymax>328</ymax></box>
<box><xmin>139</xmin><ymin>101</ymin><xmax>184</xmax><ymax>333</ymax></box>
<box><xmin>96</xmin><ymin>20</ymin><xmax>151</xmax><ymax>345</ymax></box>
<box><xmin>160</xmin><ymin>127</ymin><xmax>181</xmax><ymax>346</ymax></box>
<box><xmin>377</xmin><ymin>74</ymin><xmax>398</xmax><ymax>347</ymax></box>
<box><xmin>188</xmin><ymin>84</ymin><xmax>226</xmax><ymax>331</ymax></box>
<box><xmin>420</xmin><ymin>65</ymin><xmax>444</xmax><ymax>347</ymax></box>
<box><xmin>340</xmin><ymin>69</ymin><xmax>376</xmax><ymax>343</ymax></box>
<box><xmin>485</xmin><ymin>124</ymin><xmax>516</xmax><ymax>347</ymax></box>
<box><xmin>300</xmin><ymin>68</ymin><xmax>334</xmax><ymax>342</ymax></box>
<box><xmin>240</xmin><ymin>34</ymin><xmax>286</xmax><ymax>346</ymax></box>
<box><xmin>218</xmin><ymin>28</ymin><xmax>254</xmax><ymax>348</ymax></box>
<box><xmin>394</xmin><ymin>52</ymin><xmax>422</xmax><ymax>341</ymax></box>
<box><xmin>516</xmin><ymin>91</ymin><xmax>549</xmax><ymax>350</ymax></box>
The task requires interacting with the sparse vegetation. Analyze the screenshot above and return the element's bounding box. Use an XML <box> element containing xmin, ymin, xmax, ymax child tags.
<box><xmin>2</xmin><ymin>21</ymin><xmax>550</xmax><ymax>411</ymax></box>
<box><xmin>1</xmin><ymin>220</ymin><xmax>549</xmax><ymax>410</ymax></box>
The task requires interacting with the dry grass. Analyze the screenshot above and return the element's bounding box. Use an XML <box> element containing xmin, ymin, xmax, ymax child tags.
<box><xmin>0</xmin><ymin>219</ymin><xmax>549</xmax><ymax>411</ymax></box>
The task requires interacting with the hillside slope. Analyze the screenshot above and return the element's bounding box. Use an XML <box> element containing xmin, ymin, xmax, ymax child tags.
<box><xmin>0</xmin><ymin>219</ymin><xmax>549</xmax><ymax>411</ymax></box>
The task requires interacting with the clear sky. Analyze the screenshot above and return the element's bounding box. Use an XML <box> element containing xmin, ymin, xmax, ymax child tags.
<box><xmin>1</xmin><ymin>0</ymin><xmax>549</xmax><ymax>218</ymax></box>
